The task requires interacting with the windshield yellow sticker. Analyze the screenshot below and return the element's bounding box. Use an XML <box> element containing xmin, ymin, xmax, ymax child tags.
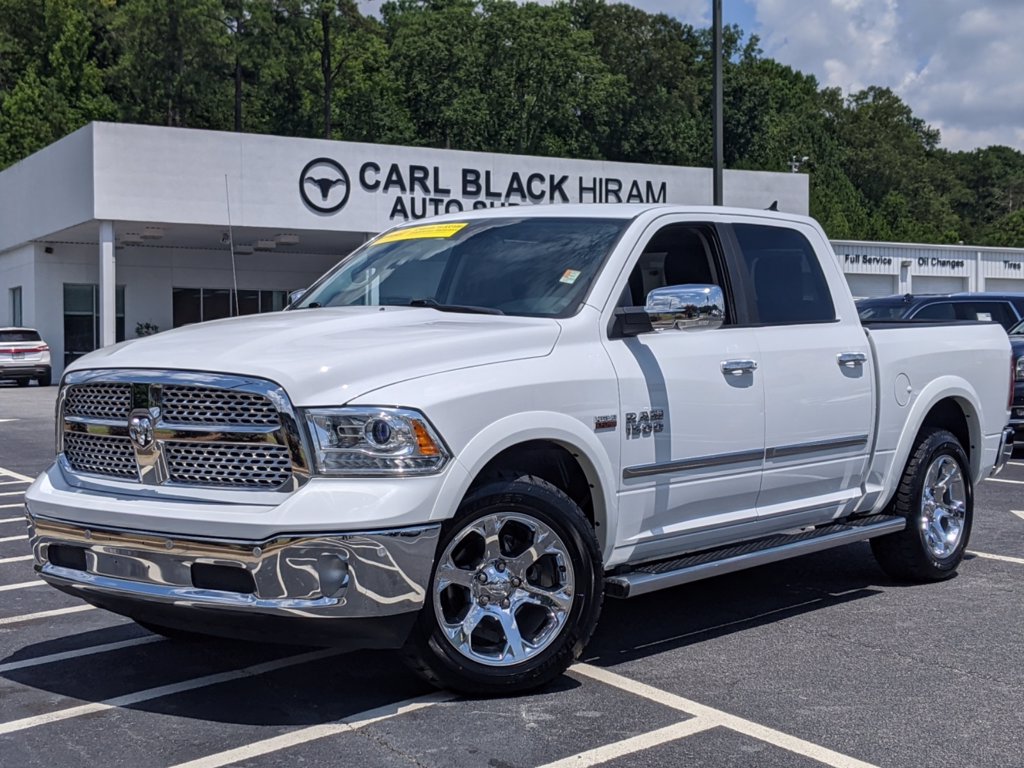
<box><xmin>373</xmin><ymin>222</ymin><xmax>468</xmax><ymax>245</ymax></box>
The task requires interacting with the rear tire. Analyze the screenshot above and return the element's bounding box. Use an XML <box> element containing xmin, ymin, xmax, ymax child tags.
<box><xmin>15</xmin><ymin>379</ymin><xmax>28</xmax><ymax>387</ymax></box>
<box><xmin>37</xmin><ymin>372</ymin><xmax>51</xmax><ymax>387</ymax></box>
<box><xmin>403</xmin><ymin>474</ymin><xmax>603</xmax><ymax>695</ymax></box>
<box><xmin>871</xmin><ymin>428</ymin><xmax>973</xmax><ymax>582</ymax></box>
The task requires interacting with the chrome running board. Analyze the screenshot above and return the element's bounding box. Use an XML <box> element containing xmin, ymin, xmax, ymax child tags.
<box><xmin>605</xmin><ymin>514</ymin><xmax>905</xmax><ymax>599</ymax></box>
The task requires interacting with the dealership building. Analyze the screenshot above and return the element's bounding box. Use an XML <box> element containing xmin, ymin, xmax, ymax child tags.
<box><xmin>1</xmin><ymin>122</ymin><xmax>1022</xmax><ymax>379</ymax></box>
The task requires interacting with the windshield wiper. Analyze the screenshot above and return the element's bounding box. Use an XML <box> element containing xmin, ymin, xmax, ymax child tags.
<box><xmin>408</xmin><ymin>298</ymin><xmax>504</xmax><ymax>316</ymax></box>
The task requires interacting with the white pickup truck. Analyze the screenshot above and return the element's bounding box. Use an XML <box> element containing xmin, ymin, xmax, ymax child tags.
<box><xmin>26</xmin><ymin>205</ymin><xmax>1013</xmax><ymax>694</ymax></box>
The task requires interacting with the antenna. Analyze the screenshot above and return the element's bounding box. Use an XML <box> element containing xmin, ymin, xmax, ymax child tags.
<box><xmin>224</xmin><ymin>174</ymin><xmax>240</xmax><ymax>316</ymax></box>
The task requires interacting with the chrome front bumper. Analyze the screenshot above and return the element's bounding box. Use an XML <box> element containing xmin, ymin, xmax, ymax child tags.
<box><xmin>991</xmin><ymin>427</ymin><xmax>1014</xmax><ymax>477</ymax></box>
<box><xmin>28</xmin><ymin>514</ymin><xmax>440</xmax><ymax>622</ymax></box>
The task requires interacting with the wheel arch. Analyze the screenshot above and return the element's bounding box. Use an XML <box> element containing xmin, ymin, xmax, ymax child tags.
<box><xmin>429</xmin><ymin>413</ymin><xmax>617</xmax><ymax>563</ymax></box>
<box><xmin>877</xmin><ymin>378</ymin><xmax>983</xmax><ymax>511</ymax></box>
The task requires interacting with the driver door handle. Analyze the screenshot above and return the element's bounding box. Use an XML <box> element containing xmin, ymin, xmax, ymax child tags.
<box><xmin>721</xmin><ymin>359</ymin><xmax>758</xmax><ymax>376</ymax></box>
<box><xmin>837</xmin><ymin>352</ymin><xmax>867</xmax><ymax>368</ymax></box>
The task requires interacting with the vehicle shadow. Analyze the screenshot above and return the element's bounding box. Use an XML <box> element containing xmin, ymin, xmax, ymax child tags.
<box><xmin>584</xmin><ymin>541</ymin><xmax>896</xmax><ymax>668</ymax></box>
<box><xmin>1</xmin><ymin>543</ymin><xmax>902</xmax><ymax>727</ymax></box>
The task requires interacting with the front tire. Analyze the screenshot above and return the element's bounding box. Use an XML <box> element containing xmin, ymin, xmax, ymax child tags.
<box><xmin>403</xmin><ymin>474</ymin><xmax>603</xmax><ymax>695</ymax></box>
<box><xmin>871</xmin><ymin>428</ymin><xmax>973</xmax><ymax>582</ymax></box>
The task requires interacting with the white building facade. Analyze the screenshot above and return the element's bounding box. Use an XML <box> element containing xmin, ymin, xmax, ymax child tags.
<box><xmin>832</xmin><ymin>240</ymin><xmax>1024</xmax><ymax>298</ymax></box>
<box><xmin>0</xmin><ymin>122</ymin><xmax>810</xmax><ymax>378</ymax></box>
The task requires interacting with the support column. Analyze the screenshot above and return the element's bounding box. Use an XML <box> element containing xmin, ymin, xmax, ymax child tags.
<box><xmin>99</xmin><ymin>221</ymin><xmax>116</xmax><ymax>347</ymax></box>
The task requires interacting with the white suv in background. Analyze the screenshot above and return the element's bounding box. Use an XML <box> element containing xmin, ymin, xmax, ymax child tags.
<box><xmin>0</xmin><ymin>327</ymin><xmax>52</xmax><ymax>386</ymax></box>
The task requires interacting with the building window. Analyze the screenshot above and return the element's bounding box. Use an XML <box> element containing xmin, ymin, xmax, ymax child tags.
<box><xmin>9</xmin><ymin>286</ymin><xmax>22</xmax><ymax>326</ymax></box>
<box><xmin>63</xmin><ymin>284</ymin><xmax>125</xmax><ymax>367</ymax></box>
<box><xmin>172</xmin><ymin>289</ymin><xmax>291</xmax><ymax>327</ymax></box>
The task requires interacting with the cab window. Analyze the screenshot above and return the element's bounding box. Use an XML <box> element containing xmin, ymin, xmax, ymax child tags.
<box><xmin>733</xmin><ymin>224</ymin><xmax>835</xmax><ymax>325</ymax></box>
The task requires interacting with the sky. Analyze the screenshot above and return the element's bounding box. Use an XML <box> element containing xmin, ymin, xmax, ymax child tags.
<box><xmin>623</xmin><ymin>0</ymin><xmax>1024</xmax><ymax>153</ymax></box>
<box><xmin>358</xmin><ymin>0</ymin><xmax>1023</xmax><ymax>153</ymax></box>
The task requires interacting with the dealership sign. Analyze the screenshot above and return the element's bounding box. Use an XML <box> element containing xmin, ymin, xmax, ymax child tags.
<box><xmin>299</xmin><ymin>157</ymin><xmax>668</xmax><ymax>221</ymax></box>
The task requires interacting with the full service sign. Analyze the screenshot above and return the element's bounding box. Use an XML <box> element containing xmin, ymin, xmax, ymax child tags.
<box><xmin>300</xmin><ymin>157</ymin><xmax>667</xmax><ymax>221</ymax></box>
<box><xmin>840</xmin><ymin>252</ymin><xmax>969</xmax><ymax>274</ymax></box>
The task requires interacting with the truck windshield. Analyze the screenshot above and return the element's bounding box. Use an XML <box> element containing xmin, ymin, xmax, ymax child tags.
<box><xmin>293</xmin><ymin>217</ymin><xmax>627</xmax><ymax>318</ymax></box>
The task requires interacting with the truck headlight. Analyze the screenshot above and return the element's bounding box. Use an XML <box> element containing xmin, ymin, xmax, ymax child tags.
<box><xmin>304</xmin><ymin>407</ymin><xmax>450</xmax><ymax>476</ymax></box>
<box><xmin>1017</xmin><ymin>357</ymin><xmax>1024</xmax><ymax>382</ymax></box>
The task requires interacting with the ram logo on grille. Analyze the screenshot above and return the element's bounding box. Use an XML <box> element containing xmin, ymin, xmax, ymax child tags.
<box><xmin>128</xmin><ymin>409</ymin><xmax>157</xmax><ymax>450</ymax></box>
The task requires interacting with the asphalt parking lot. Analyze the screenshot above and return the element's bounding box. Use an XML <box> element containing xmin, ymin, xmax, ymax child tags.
<box><xmin>1</xmin><ymin>384</ymin><xmax>1022</xmax><ymax>768</ymax></box>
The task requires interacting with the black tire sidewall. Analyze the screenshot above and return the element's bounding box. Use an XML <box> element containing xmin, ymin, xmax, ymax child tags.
<box><xmin>411</xmin><ymin>477</ymin><xmax>602</xmax><ymax>693</ymax></box>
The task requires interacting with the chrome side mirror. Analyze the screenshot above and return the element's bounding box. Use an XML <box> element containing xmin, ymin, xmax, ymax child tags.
<box><xmin>645</xmin><ymin>284</ymin><xmax>725</xmax><ymax>331</ymax></box>
<box><xmin>288</xmin><ymin>288</ymin><xmax>307</xmax><ymax>306</ymax></box>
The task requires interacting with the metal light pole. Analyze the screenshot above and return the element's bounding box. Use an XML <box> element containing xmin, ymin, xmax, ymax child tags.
<box><xmin>712</xmin><ymin>0</ymin><xmax>723</xmax><ymax>205</ymax></box>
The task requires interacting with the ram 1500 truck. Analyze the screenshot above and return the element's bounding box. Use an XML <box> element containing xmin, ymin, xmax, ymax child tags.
<box><xmin>26</xmin><ymin>205</ymin><xmax>1014</xmax><ymax>694</ymax></box>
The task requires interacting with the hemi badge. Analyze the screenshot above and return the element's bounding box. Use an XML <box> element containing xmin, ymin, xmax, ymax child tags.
<box><xmin>594</xmin><ymin>415</ymin><xmax>618</xmax><ymax>431</ymax></box>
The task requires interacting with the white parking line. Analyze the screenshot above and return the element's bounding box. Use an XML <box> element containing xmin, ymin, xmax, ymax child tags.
<box><xmin>0</xmin><ymin>491</ymin><xmax>25</xmax><ymax>497</ymax></box>
<box><xmin>0</xmin><ymin>580</ymin><xmax>44</xmax><ymax>593</ymax></box>
<box><xmin>0</xmin><ymin>534</ymin><xmax>27</xmax><ymax>543</ymax></box>
<box><xmin>0</xmin><ymin>504</ymin><xmax>25</xmax><ymax>510</ymax></box>
<box><xmin>0</xmin><ymin>554</ymin><xmax>32</xmax><ymax>565</ymax></box>
<box><xmin>0</xmin><ymin>517</ymin><xmax>26</xmax><ymax>524</ymax></box>
<box><xmin>986</xmin><ymin>477</ymin><xmax>1024</xmax><ymax>485</ymax></box>
<box><xmin>0</xmin><ymin>468</ymin><xmax>33</xmax><ymax>483</ymax></box>
<box><xmin>572</xmin><ymin>664</ymin><xmax>878</xmax><ymax>768</ymax></box>
<box><xmin>1012</xmin><ymin>510</ymin><xmax>1024</xmax><ymax>522</ymax></box>
<box><xmin>0</xmin><ymin>636</ymin><xmax>163</xmax><ymax>674</ymax></box>
<box><xmin>0</xmin><ymin>605</ymin><xmax>95</xmax><ymax>627</ymax></box>
<box><xmin>538</xmin><ymin>719</ymin><xmax>717</xmax><ymax>768</ymax></box>
<box><xmin>969</xmin><ymin>550</ymin><xmax>1024</xmax><ymax>566</ymax></box>
<box><xmin>169</xmin><ymin>692</ymin><xmax>454</xmax><ymax>768</ymax></box>
<box><xmin>0</xmin><ymin>648</ymin><xmax>339</xmax><ymax>736</ymax></box>
<box><xmin>0</xmin><ymin>480</ymin><xmax>29</xmax><ymax>487</ymax></box>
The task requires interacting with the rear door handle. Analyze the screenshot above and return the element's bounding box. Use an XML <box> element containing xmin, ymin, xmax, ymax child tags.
<box><xmin>721</xmin><ymin>359</ymin><xmax>758</xmax><ymax>376</ymax></box>
<box><xmin>837</xmin><ymin>352</ymin><xmax>867</xmax><ymax>368</ymax></box>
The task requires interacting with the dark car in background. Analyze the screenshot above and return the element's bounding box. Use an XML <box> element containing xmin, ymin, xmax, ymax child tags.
<box><xmin>855</xmin><ymin>292</ymin><xmax>1024</xmax><ymax>330</ymax></box>
<box><xmin>1009</xmin><ymin>320</ymin><xmax>1024</xmax><ymax>436</ymax></box>
<box><xmin>0</xmin><ymin>327</ymin><xmax>51</xmax><ymax>386</ymax></box>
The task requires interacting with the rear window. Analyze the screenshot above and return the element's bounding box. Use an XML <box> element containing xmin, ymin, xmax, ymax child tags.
<box><xmin>856</xmin><ymin>302</ymin><xmax>908</xmax><ymax>320</ymax></box>
<box><xmin>912</xmin><ymin>303</ymin><xmax>956</xmax><ymax>321</ymax></box>
<box><xmin>0</xmin><ymin>330</ymin><xmax>41</xmax><ymax>343</ymax></box>
<box><xmin>955</xmin><ymin>301</ymin><xmax>1017</xmax><ymax>329</ymax></box>
<box><xmin>733</xmin><ymin>224</ymin><xmax>835</xmax><ymax>324</ymax></box>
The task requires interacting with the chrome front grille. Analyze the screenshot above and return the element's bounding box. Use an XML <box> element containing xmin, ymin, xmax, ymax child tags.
<box><xmin>63</xmin><ymin>433</ymin><xmax>138</xmax><ymax>479</ymax></box>
<box><xmin>64</xmin><ymin>384</ymin><xmax>133</xmax><ymax>420</ymax></box>
<box><xmin>164</xmin><ymin>442</ymin><xmax>292</xmax><ymax>487</ymax></box>
<box><xmin>58</xmin><ymin>370</ymin><xmax>309</xmax><ymax>493</ymax></box>
<box><xmin>161</xmin><ymin>386</ymin><xmax>280</xmax><ymax>426</ymax></box>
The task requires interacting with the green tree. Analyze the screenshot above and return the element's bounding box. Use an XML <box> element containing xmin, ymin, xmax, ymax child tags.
<box><xmin>0</xmin><ymin>0</ymin><xmax>116</xmax><ymax>168</ymax></box>
<box><xmin>110</xmin><ymin>0</ymin><xmax>232</xmax><ymax>128</ymax></box>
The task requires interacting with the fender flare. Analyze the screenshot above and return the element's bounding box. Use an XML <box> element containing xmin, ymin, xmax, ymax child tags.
<box><xmin>429</xmin><ymin>411</ymin><xmax>618</xmax><ymax>561</ymax></box>
<box><xmin>876</xmin><ymin>375</ymin><xmax>983</xmax><ymax>510</ymax></box>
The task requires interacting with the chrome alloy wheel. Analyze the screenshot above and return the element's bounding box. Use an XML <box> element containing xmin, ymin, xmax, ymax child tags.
<box><xmin>919</xmin><ymin>454</ymin><xmax>967</xmax><ymax>559</ymax></box>
<box><xmin>432</xmin><ymin>512</ymin><xmax>576</xmax><ymax>667</ymax></box>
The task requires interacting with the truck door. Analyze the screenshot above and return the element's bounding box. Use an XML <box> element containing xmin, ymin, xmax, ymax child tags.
<box><xmin>725</xmin><ymin>221</ymin><xmax>873</xmax><ymax>524</ymax></box>
<box><xmin>602</xmin><ymin>220</ymin><xmax>765</xmax><ymax>563</ymax></box>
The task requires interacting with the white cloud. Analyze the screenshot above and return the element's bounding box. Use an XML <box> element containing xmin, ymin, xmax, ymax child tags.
<box><xmin>744</xmin><ymin>0</ymin><xmax>1024</xmax><ymax>151</ymax></box>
